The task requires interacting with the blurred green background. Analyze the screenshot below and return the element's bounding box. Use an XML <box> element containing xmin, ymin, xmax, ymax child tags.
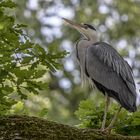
<box><xmin>0</xmin><ymin>0</ymin><xmax>140</xmax><ymax>136</ymax></box>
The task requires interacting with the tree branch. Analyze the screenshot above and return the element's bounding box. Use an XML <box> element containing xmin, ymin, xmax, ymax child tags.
<box><xmin>0</xmin><ymin>115</ymin><xmax>139</xmax><ymax>140</ymax></box>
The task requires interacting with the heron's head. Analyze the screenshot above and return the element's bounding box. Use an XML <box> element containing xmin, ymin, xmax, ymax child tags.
<box><xmin>63</xmin><ymin>18</ymin><xmax>98</xmax><ymax>41</ymax></box>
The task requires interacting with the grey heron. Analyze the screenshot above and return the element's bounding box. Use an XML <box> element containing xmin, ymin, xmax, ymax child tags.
<box><xmin>63</xmin><ymin>18</ymin><xmax>137</xmax><ymax>132</ymax></box>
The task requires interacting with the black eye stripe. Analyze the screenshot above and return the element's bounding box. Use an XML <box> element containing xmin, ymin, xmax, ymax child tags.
<box><xmin>84</xmin><ymin>24</ymin><xmax>96</xmax><ymax>30</ymax></box>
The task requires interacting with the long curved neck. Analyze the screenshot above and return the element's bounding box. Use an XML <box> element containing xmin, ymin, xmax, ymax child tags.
<box><xmin>75</xmin><ymin>39</ymin><xmax>95</xmax><ymax>72</ymax></box>
<box><xmin>78</xmin><ymin>38</ymin><xmax>96</xmax><ymax>48</ymax></box>
<box><xmin>82</xmin><ymin>29</ymin><xmax>100</xmax><ymax>43</ymax></box>
<box><xmin>76</xmin><ymin>31</ymin><xmax>99</xmax><ymax>67</ymax></box>
<box><xmin>88</xmin><ymin>33</ymin><xmax>99</xmax><ymax>43</ymax></box>
<box><xmin>75</xmin><ymin>32</ymin><xmax>99</xmax><ymax>82</ymax></box>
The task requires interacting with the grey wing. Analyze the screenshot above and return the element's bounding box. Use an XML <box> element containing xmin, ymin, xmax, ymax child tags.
<box><xmin>86</xmin><ymin>42</ymin><xmax>136</xmax><ymax>111</ymax></box>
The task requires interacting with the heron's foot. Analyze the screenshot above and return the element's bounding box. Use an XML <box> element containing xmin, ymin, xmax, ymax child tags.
<box><xmin>100</xmin><ymin>127</ymin><xmax>112</xmax><ymax>134</ymax></box>
<box><xmin>100</xmin><ymin>128</ymin><xmax>104</xmax><ymax>132</ymax></box>
<box><xmin>100</xmin><ymin>127</ymin><xmax>105</xmax><ymax>132</ymax></box>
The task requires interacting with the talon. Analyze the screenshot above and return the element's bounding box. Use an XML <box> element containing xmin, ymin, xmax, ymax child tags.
<box><xmin>100</xmin><ymin>128</ymin><xmax>105</xmax><ymax>132</ymax></box>
<box><xmin>101</xmin><ymin>128</ymin><xmax>111</xmax><ymax>134</ymax></box>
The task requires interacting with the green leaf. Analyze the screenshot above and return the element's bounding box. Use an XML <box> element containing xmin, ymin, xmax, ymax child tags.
<box><xmin>0</xmin><ymin>0</ymin><xmax>16</xmax><ymax>8</ymax></box>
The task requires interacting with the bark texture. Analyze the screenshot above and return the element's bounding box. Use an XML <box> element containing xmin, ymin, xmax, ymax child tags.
<box><xmin>0</xmin><ymin>115</ymin><xmax>140</xmax><ymax>140</ymax></box>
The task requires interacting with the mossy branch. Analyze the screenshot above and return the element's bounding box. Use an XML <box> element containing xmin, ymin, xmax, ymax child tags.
<box><xmin>0</xmin><ymin>115</ymin><xmax>139</xmax><ymax>140</ymax></box>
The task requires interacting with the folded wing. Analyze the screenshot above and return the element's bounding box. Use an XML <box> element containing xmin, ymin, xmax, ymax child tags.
<box><xmin>85</xmin><ymin>42</ymin><xmax>137</xmax><ymax>112</ymax></box>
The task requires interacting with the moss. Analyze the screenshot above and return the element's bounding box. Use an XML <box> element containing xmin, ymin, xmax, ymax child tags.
<box><xmin>0</xmin><ymin>115</ymin><xmax>139</xmax><ymax>140</ymax></box>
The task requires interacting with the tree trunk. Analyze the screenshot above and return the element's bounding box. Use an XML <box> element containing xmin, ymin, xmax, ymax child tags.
<box><xmin>0</xmin><ymin>115</ymin><xmax>139</xmax><ymax>140</ymax></box>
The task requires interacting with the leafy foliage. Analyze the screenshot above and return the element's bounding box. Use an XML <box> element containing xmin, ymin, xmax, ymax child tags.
<box><xmin>75</xmin><ymin>99</ymin><xmax>140</xmax><ymax>136</ymax></box>
<box><xmin>75</xmin><ymin>99</ymin><xmax>116</xmax><ymax>129</ymax></box>
<box><xmin>9</xmin><ymin>93</ymin><xmax>49</xmax><ymax>118</ymax></box>
<box><xmin>115</xmin><ymin>110</ymin><xmax>140</xmax><ymax>136</ymax></box>
<box><xmin>0</xmin><ymin>0</ymin><xmax>67</xmax><ymax>115</ymax></box>
<box><xmin>13</xmin><ymin>0</ymin><xmax>140</xmax><ymax>136</ymax></box>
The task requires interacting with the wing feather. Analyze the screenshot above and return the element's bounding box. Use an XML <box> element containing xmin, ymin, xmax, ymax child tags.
<box><xmin>85</xmin><ymin>42</ymin><xmax>136</xmax><ymax>111</ymax></box>
<box><xmin>92</xmin><ymin>42</ymin><xmax>135</xmax><ymax>88</ymax></box>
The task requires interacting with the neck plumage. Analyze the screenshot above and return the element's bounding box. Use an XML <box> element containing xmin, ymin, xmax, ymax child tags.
<box><xmin>76</xmin><ymin>38</ymin><xmax>95</xmax><ymax>68</ymax></box>
<box><xmin>75</xmin><ymin>31</ymin><xmax>99</xmax><ymax>85</ymax></box>
<box><xmin>75</xmin><ymin>38</ymin><xmax>98</xmax><ymax>84</ymax></box>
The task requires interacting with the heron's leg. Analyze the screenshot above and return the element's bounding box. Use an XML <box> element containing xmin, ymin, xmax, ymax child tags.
<box><xmin>101</xmin><ymin>94</ymin><xmax>110</xmax><ymax>131</ymax></box>
<box><xmin>105</xmin><ymin>106</ymin><xmax>122</xmax><ymax>132</ymax></box>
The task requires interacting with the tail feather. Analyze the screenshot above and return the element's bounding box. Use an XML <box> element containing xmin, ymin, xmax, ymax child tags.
<box><xmin>118</xmin><ymin>81</ymin><xmax>137</xmax><ymax>112</ymax></box>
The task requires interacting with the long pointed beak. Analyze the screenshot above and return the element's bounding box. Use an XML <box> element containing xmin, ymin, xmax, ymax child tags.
<box><xmin>62</xmin><ymin>18</ymin><xmax>85</xmax><ymax>30</ymax></box>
